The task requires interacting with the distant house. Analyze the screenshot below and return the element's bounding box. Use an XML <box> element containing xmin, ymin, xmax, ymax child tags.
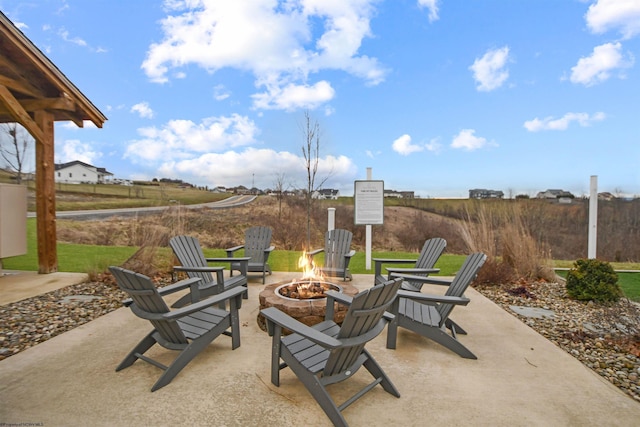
<box><xmin>54</xmin><ymin>160</ymin><xmax>113</xmax><ymax>184</ymax></box>
<box><xmin>312</xmin><ymin>188</ymin><xmax>339</xmax><ymax>200</ymax></box>
<box><xmin>469</xmin><ymin>189</ymin><xmax>504</xmax><ymax>199</ymax></box>
<box><xmin>598</xmin><ymin>192</ymin><xmax>616</xmax><ymax>201</ymax></box>
<box><xmin>536</xmin><ymin>189</ymin><xmax>575</xmax><ymax>199</ymax></box>
<box><xmin>384</xmin><ymin>189</ymin><xmax>415</xmax><ymax>199</ymax></box>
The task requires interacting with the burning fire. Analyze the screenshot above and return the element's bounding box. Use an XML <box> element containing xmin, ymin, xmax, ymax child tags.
<box><xmin>276</xmin><ymin>252</ymin><xmax>336</xmax><ymax>300</ymax></box>
<box><xmin>297</xmin><ymin>251</ymin><xmax>324</xmax><ymax>284</ymax></box>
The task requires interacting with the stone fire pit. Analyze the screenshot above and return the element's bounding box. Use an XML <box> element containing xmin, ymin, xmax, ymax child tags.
<box><xmin>257</xmin><ymin>280</ymin><xmax>359</xmax><ymax>332</ymax></box>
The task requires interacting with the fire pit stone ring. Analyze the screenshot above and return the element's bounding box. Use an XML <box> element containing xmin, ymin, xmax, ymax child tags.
<box><xmin>257</xmin><ymin>280</ymin><xmax>359</xmax><ymax>332</ymax></box>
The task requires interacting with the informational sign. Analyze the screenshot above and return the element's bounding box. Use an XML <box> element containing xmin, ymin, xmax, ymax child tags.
<box><xmin>354</xmin><ymin>180</ymin><xmax>384</xmax><ymax>225</ymax></box>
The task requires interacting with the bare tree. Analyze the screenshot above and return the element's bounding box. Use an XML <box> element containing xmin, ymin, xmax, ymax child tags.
<box><xmin>273</xmin><ymin>172</ymin><xmax>290</xmax><ymax>219</ymax></box>
<box><xmin>0</xmin><ymin>123</ymin><xmax>33</xmax><ymax>184</ymax></box>
<box><xmin>300</xmin><ymin>111</ymin><xmax>331</xmax><ymax>247</ymax></box>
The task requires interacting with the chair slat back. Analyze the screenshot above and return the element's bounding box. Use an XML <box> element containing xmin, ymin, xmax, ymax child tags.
<box><xmin>109</xmin><ymin>266</ymin><xmax>187</xmax><ymax>344</ymax></box>
<box><xmin>324</xmin><ymin>229</ymin><xmax>352</xmax><ymax>271</ymax></box>
<box><xmin>323</xmin><ymin>278</ymin><xmax>402</xmax><ymax>376</ymax></box>
<box><xmin>169</xmin><ymin>235</ymin><xmax>215</xmax><ymax>284</ymax></box>
<box><xmin>415</xmin><ymin>238</ymin><xmax>446</xmax><ymax>269</ymax></box>
<box><xmin>439</xmin><ymin>252</ymin><xmax>487</xmax><ymax>322</ymax></box>
<box><xmin>244</xmin><ymin>226</ymin><xmax>272</xmax><ymax>264</ymax></box>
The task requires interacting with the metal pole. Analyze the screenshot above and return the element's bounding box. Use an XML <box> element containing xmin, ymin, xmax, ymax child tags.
<box><xmin>366</xmin><ymin>168</ymin><xmax>372</xmax><ymax>270</ymax></box>
<box><xmin>588</xmin><ymin>175</ymin><xmax>598</xmax><ymax>258</ymax></box>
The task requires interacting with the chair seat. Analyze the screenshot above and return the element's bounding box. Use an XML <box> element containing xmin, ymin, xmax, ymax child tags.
<box><xmin>199</xmin><ymin>274</ymin><xmax>246</xmax><ymax>293</ymax></box>
<box><xmin>239</xmin><ymin>262</ymin><xmax>271</xmax><ymax>273</ymax></box>
<box><xmin>397</xmin><ymin>298</ymin><xmax>441</xmax><ymax>328</ymax></box>
<box><xmin>281</xmin><ymin>321</ymin><xmax>340</xmax><ymax>374</ymax></box>
<box><xmin>177</xmin><ymin>306</ymin><xmax>230</xmax><ymax>340</ymax></box>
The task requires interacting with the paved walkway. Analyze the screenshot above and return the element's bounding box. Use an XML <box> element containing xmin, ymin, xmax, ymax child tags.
<box><xmin>1</xmin><ymin>271</ymin><xmax>639</xmax><ymax>426</ymax></box>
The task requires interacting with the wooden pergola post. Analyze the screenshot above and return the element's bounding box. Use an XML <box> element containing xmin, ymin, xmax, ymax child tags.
<box><xmin>34</xmin><ymin>110</ymin><xmax>57</xmax><ymax>273</ymax></box>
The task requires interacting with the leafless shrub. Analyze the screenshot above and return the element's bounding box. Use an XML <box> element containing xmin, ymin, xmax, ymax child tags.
<box><xmin>460</xmin><ymin>203</ymin><xmax>553</xmax><ymax>285</ymax></box>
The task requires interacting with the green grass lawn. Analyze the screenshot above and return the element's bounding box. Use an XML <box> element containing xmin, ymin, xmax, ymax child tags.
<box><xmin>3</xmin><ymin>219</ymin><xmax>638</xmax><ymax>301</ymax></box>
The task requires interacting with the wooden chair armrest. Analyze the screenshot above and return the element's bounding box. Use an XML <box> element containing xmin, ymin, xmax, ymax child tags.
<box><xmin>205</xmin><ymin>257</ymin><xmax>251</xmax><ymax>263</ymax></box>
<box><xmin>164</xmin><ymin>286</ymin><xmax>247</xmax><ymax>319</ymax></box>
<box><xmin>226</xmin><ymin>244</ymin><xmax>244</xmax><ymax>253</ymax></box>
<box><xmin>206</xmin><ymin>257</ymin><xmax>250</xmax><ymax>276</ymax></box>
<box><xmin>389</xmin><ymin>272</ymin><xmax>452</xmax><ymax>286</ymax></box>
<box><xmin>307</xmin><ymin>248</ymin><xmax>324</xmax><ymax>257</ymax></box>
<box><xmin>226</xmin><ymin>245</ymin><xmax>244</xmax><ymax>257</ymax></box>
<box><xmin>373</xmin><ymin>258</ymin><xmax>417</xmax><ymax>264</ymax></box>
<box><xmin>345</xmin><ymin>250</ymin><xmax>356</xmax><ymax>258</ymax></box>
<box><xmin>373</xmin><ymin>258</ymin><xmax>417</xmax><ymax>276</ymax></box>
<box><xmin>385</xmin><ymin>267</ymin><xmax>440</xmax><ymax>275</ymax></box>
<box><xmin>173</xmin><ymin>265</ymin><xmax>224</xmax><ymax>273</ymax></box>
<box><xmin>265</xmin><ymin>246</ymin><xmax>275</xmax><ymax>253</ymax></box>
<box><xmin>123</xmin><ymin>277</ymin><xmax>202</xmax><ymax>307</ymax></box>
<box><xmin>173</xmin><ymin>265</ymin><xmax>225</xmax><ymax>292</ymax></box>
<box><xmin>397</xmin><ymin>290</ymin><xmax>470</xmax><ymax>305</ymax></box>
<box><xmin>261</xmin><ymin>307</ymin><xmax>342</xmax><ymax>349</ymax></box>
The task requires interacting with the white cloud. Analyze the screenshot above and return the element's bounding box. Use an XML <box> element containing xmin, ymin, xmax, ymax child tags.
<box><xmin>156</xmin><ymin>147</ymin><xmax>357</xmax><ymax>189</ymax></box>
<box><xmin>142</xmin><ymin>0</ymin><xmax>386</xmax><ymax>111</ymax></box>
<box><xmin>124</xmin><ymin>114</ymin><xmax>259</xmax><ymax>163</ymax></box>
<box><xmin>585</xmin><ymin>0</ymin><xmax>640</xmax><ymax>39</ymax></box>
<box><xmin>251</xmin><ymin>81</ymin><xmax>336</xmax><ymax>111</ymax></box>
<box><xmin>213</xmin><ymin>84</ymin><xmax>230</xmax><ymax>101</ymax></box>
<box><xmin>130</xmin><ymin>102</ymin><xmax>154</xmax><ymax>119</ymax></box>
<box><xmin>58</xmin><ymin>28</ymin><xmax>87</xmax><ymax>46</ymax></box>
<box><xmin>450</xmin><ymin>129</ymin><xmax>493</xmax><ymax>151</ymax></box>
<box><xmin>425</xmin><ymin>137</ymin><xmax>442</xmax><ymax>153</ymax></box>
<box><xmin>469</xmin><ymin>46</ymin><xmax>510</xmax><ymax>92</ymax></box>
<box><xmin>524</xmin><ymin>112</ymin><xmax>606</xmax><ymax>132</ymax></box>
<box><xmin>418</xmin><ymin>0</ymin><xmax>440</xmax><ymax>22</ymax></box>
<box><xmin>570</xmin><ymin>42</ymin><xmax>634</xmax><ymax>86</ymax></box>
<box><xmin>392</xmin><ymin>134</ymin><xmax>423</xmax><ymax>155</ymax></box>
<box><xmin>55</xmin><ymin>139</ymin><xmax>102</xmax><ymax>164</ymax></box>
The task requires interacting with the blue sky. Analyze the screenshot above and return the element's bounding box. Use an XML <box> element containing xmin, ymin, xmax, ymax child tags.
<box><xmin>3</xmin><ymin>0</ymin><xmax>639</xmax><ymax>198</ymax></box>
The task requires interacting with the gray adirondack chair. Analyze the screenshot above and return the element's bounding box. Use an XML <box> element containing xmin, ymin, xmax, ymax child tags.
<box><xmin>308</xmin><ymin>229</ymin><xmax>356</xmax><ymax>281</ymax></box>
<box><xmin>373</xmin><ymin>237</ymin><xmax>446</xmax><ymax>291</ymax></box>
<box><xmin>109</xmin><ymin>266</ymin><xmax>245</xmax><ymax>392</ymax></box>
<box><xmin>169</xmin><ymin>235</ymin><xmax>250</xmax><ymax>308</ymax></box>
<box><xmin>226</xmin><ymin>226</ymin><xmax>274</xmax><ymax>284</ymax></box>
<box><xmin>386</xmin><ymin>252</ymin><xmax>487</xmax><ymax>359</ymax></box>
<box><xmin>261</xmin><ymin>277</ymin><xmax>403</xmax><ymax>427</ymax></box>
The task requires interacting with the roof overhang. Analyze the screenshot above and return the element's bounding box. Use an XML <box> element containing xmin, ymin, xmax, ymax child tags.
<box><xmin>0</xmin><ymin>11</ymin><xmax>107</xmax><ymax>131</ymax></box>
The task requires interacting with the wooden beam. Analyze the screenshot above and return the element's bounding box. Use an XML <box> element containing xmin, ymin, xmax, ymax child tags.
<box><xmin>0</xmin><ymin>72</ymin><xmax>43</xmax><ymax>98</ymax></box>
<box><xmin>0</xmin><ymin>95</ymin><xmax>77</xmax><ymax>114</ymax></box>
<box><xmin>34</xmin><ymin>110</ymin><xmax>57</xmax><ymax>274</ymax></box>
<box><xmin>0</xmin><ymin>84</ymin><xmax>46</xmax><ymax>143</ymax></box>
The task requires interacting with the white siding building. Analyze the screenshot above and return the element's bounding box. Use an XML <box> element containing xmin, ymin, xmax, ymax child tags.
<box><xmin>54</xmin><ymin>161</ymin><xmax>113</xmax><ymax>184</ymax></box>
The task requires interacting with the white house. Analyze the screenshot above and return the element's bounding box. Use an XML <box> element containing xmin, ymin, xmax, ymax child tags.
<box><xmin>54</xmin><ymin>161</ymin><xmax>113</xmax><ymax>184</ymax></box>
<box><xmin>312</xmin><ymin>188</ymin><xmax>340</xmax><ymax>200</ymax></box>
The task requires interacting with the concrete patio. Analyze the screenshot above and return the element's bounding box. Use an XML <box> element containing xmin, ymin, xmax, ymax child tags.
<box><xmin>1</xmin><ymin>271</ymin><xmax>639</xmax><ymax>426</ymax></box>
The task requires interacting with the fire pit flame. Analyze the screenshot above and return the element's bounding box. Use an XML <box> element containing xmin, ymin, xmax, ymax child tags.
<box><xmin>298</xmin><ymin>250</ymin><xmax>323</xmax><ymax>281</ymax></box>
<box><xmin>275</xmin><ymin>251</ymin><xmax>339</xmax><ymax>300</ymax></box>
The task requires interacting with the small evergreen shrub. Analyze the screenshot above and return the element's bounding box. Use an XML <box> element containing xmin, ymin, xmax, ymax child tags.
<box><xmin>565</xmin><ymin>258</ymin><xmax>621</xmax><ymax>302</ymax></box>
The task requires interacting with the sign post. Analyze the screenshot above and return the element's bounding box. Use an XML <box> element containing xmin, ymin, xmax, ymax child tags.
<box><xmin>354</xmin><ymin>169</ymin><xmax>383</xmax><ymax>270</ymax></box>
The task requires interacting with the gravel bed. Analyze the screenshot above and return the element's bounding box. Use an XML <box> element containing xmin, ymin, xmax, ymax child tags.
<box><xmin>1</xmin><ymin>276</ymin><xmax>638</xmax><ymax>403</ymax></box>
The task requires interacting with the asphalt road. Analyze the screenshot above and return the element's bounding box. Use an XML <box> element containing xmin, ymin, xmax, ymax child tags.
<box><xmin>27</xmin><ymin>195</ymin><xmax>257</xmax><ymax>220</ymax></box>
